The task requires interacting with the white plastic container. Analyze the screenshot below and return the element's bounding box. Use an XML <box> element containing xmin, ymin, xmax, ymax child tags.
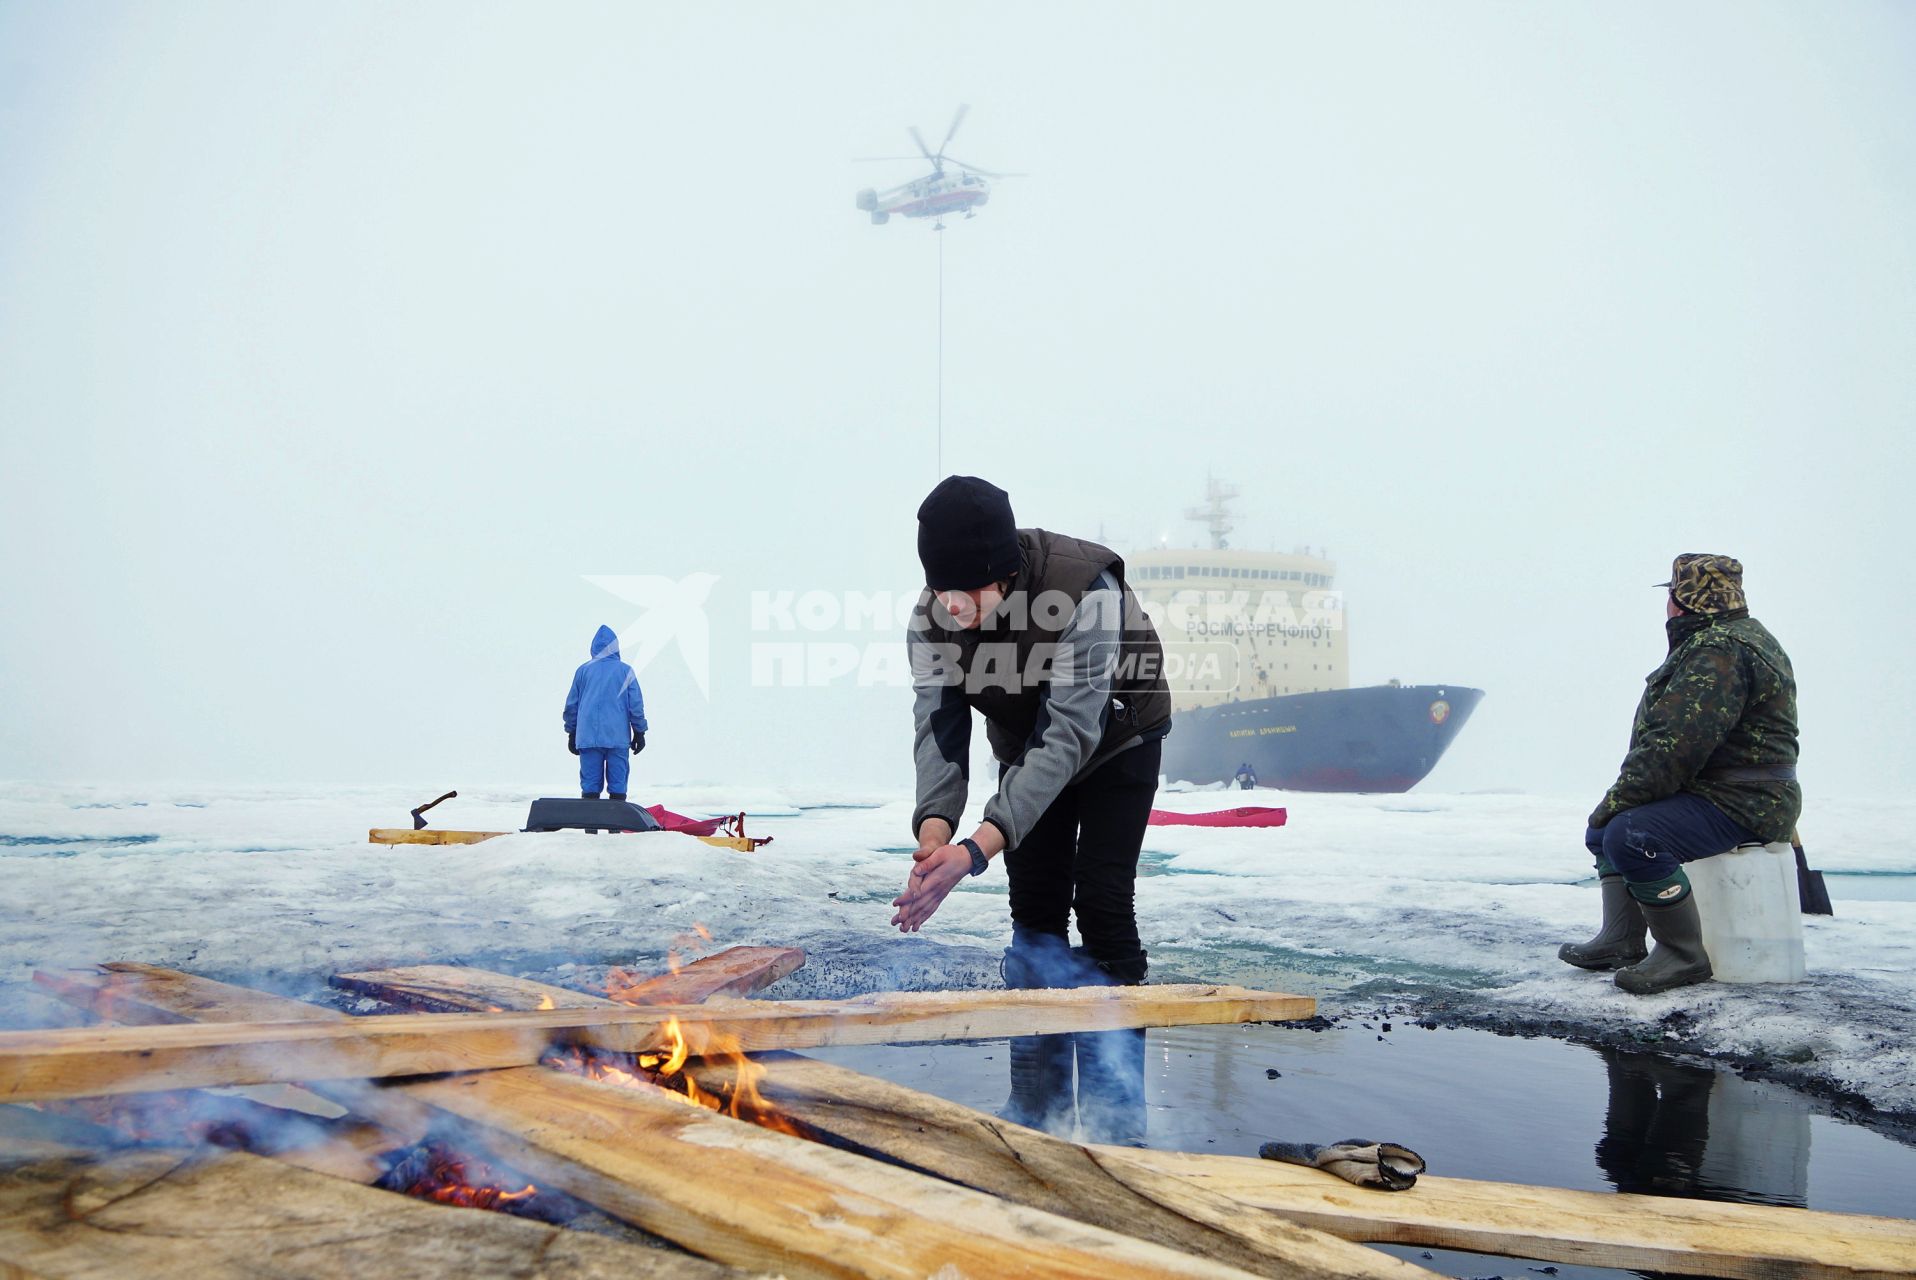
<box><xmin>1687</xmin><ymin>842</ymin><xmax>1808</xmax><ymax>983</ymax></box>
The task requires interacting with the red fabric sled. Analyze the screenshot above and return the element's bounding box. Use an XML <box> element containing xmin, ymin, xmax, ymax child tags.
<box><xmin>645</xmin><ymin>805</ymin><xmax>726</xmax><ymax>836</ymax></box>
<box><xmin>645</xmin><ymin>806</ymin><xmax>774</xmax><ymax>850</ymax></box>
<box><xmin>1147</xmin><ymin>806</ymin><xmax>1288</xmax><ymax>828</ymax></box>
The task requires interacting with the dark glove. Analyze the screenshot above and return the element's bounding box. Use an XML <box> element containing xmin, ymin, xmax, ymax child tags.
<box><xmin>567</xmin><ymin>730</ymin><xmax>579</xmax><ymax>756</ymax></box>
<box><xmin>631</xmin><ymin>730</ymin><xmax>646</xmax><ymax>754</ymax></box>
<box><xmin>1258</xmin><ymin>1138</ymin><xmax>1425</xmax><ymax>1191</ymax></box>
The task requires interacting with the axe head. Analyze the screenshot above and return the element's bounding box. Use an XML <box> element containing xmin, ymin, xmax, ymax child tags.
<box><xmin>412</xmin><ymin>808</ymin><xmax>428</xmax><ymax>830</ymax></box>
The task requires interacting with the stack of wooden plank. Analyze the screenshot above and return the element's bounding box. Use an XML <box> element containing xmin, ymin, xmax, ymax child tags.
<box><xmin>2</xmin><ymin>949</ymin><xmax>1912</xmax><ymax>1280</ymax></box>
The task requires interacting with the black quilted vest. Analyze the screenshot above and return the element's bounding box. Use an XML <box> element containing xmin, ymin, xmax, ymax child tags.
<box><xmin>915</xmin><ymin>529</ymin><xmax>1171</xmax><ymax>773</ymax></box>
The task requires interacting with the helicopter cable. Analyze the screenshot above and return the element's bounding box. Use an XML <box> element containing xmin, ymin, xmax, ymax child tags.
<box><xmin>936</xmin><ymin>227</ymin><xmax>945</xmax><ymax>478</ymax></box>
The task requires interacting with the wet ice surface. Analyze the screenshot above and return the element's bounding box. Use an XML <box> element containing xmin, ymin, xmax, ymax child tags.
<box><xmin>817</xmin><ymin>1023</ymin><xmax>1916</xmax><ymax>1280</ymax></box>
<box><xmin>3</xmin><ymin>780</ymin><xmax>1913</xmax><ymax>1127</ymax></box>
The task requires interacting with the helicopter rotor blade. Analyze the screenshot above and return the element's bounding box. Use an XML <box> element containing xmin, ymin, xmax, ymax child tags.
<box><xmin>853</xmin><ymin>155</ymin><xmax>928</xmax><ymax>163</ymax></box>
<box><xmin>943</xmin><ymin>156</ymin><xmax>1024</xmax><ymax>178</ymax></box>
<box><xmin>938</xmin><ymin>103</ymin><xmax>970</xmax><ymax>156</ymax></box>
<box><xmin>909</xmin><ymin>125</ymin><xmax>936</xmax><ymax>164</ymax></box>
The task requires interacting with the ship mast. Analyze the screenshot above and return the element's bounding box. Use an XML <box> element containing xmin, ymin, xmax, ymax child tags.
<box><xmin>1183</xmin><ymin>477</ymin><xmax>1239</xmax><ymax>550</ymax></box>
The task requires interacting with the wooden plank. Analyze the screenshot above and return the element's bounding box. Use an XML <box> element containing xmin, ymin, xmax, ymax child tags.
<box><xmin>694</xmin><ymin>834</ymin><xmax>761</xmax><ymax>852</ymax></box>
<box><xmin>368</xmin><ymin>827</ymin><xmax>508</xmax><ymax>845</ymax></box>
<box><xmin>330</xmin><ymin>965</ymin><xmax>621</xmax><ymax>1012</ymax></box>
<box><xmin>1119</xmin><ymin>1147</ymin><xmax>1916</xmax><ymax>1280</ymax></box>
<box><xmin>0</xmin><ymin>983</ymin><xmax>1315</xmax><ymax>1102</ymax></box>
<box><xmin>380</xmin><ymin>964</ymin><xmax>1916</xmax><ymax>1280</ymax></box>
<box><xmin>409</xmin><ymin>1063</ymin><xmax>1290</xmax><ymax>1280</ymax></box>
<box><xmin>32</xmin><ymin>967</ymin><xmax>439</xmax><ymax>1150</ymax></box>
<box><xmin>685</xmin><ymin>1050</ymin><xmax>1420</xmax><ymax>1280</ymax></box>
<box><xmin>30</xmin><ymin>967</ymin><xmax>1328</xmax><ymax>1279</ymax></box>
<box><xmin>606</xmin><ymin>945</ymin><xmax>806</xmax><ymax>1005</ymax></box>
<box><xmin>361</xmin><ymin>965</ymin><xmax>1422</xmax><ymax>1280</ymax></box>
<box><xmin>0</xmin><ymin>1148</ymin><xmax>747</xmax><ymax>1279</ymax></box>
<box><xmin>331</xmin><ymin>946</ymin><xmax>805</xmax><ymax>1012</ymax></box>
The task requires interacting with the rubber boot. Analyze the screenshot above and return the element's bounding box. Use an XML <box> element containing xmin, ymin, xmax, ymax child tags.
<box><xmin>1073</xmin><ymin>947</ymin><xmax>1148</xmax><ymax>1146</ymax></box>
<box><xmin>1559</xmin><ymin>876</ymin><xmax>1648</xmax><ymax>970</ymax></box>
<box><xmin>608</xmin><ymin>793</ymin><xmax>626</xmax><ymax>802</ymax></box>
<box><xmin>999</xmin><ymin>935</ymin><xmax>1076</xmax><ymax>1133</ymax></box>
<box><xmin>1615</xmin><ymin>895</ymin><xmax>1713</xmax><ymax>994</ymax></box>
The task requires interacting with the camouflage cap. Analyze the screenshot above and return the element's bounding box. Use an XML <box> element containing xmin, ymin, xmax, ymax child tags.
<box><xmin>1657</xmin><ymin>553</ymin><xmax>1746</xmax><ymax>614</ymax></box>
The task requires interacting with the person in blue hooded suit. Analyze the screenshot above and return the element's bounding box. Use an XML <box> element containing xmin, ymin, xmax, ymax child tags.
<box><xmin>563</xmin><ymin>625</ymin><xmax>649</xmax><ymax>800</ymax></box>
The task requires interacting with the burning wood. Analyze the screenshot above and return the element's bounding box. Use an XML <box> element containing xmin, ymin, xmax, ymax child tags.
<box><xmin>541</xmin><ymin>1020</ymin><xmax>803</xmax><ymax>1136</ymax></box>
<box><xmin>376</xmin><ymin>1138</ymin><xmax>540</xmax><ymax>1213</ymax></box>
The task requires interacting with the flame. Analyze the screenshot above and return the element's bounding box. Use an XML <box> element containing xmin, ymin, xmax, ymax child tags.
<box><xmin>536</xmin><ymin>994</ymin><xmax>555</xmax><ymax>1010</ymax></box>
<box><xmin>540</xmin><ymin>1017</ymin><xmax>799</xmax><ymax>1136</ymax></box>
<box><xmin>567</xmin><ymin>932</ymin><xmax>799</xmax><ymax>1134</ymax></box>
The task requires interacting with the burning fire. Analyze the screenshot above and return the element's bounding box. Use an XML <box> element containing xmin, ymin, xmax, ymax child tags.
<box><xmin>542</xmin><ymin>1014</ymin><xmax>800</xmax><ymax>1136</ymax></box>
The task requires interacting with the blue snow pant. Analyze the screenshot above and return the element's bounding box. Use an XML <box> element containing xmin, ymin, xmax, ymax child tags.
<box><xmin>1585</xmin><ymin>793</ymin><xmax>1758</xmax><ymax>885</ymax></box>
<box><xmin>579</xmin><ymin>747</ymin><xmax>630</xmax><ymax>796</ymax></box>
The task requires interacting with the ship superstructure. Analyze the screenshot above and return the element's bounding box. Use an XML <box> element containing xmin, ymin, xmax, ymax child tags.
<box><xmin>1127</xmin><ymin>481</ymin><xmax>1481</xmax><ymax>792</ymax></box>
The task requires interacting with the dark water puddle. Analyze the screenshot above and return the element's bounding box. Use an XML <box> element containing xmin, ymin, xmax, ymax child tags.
<box><xmin>812</xmin><ymin>1022</ymin><xmax>1916</xmax><ymax>1280</ymax></box>
<box><xmin>0</xmin><ymin>833</ymin><xmax>161</xmax><ymax>851</ymax></box>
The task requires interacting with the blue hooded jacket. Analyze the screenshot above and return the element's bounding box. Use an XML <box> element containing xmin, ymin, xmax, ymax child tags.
<box><xmin>563</xmin><ymin>625</ymin><xmax>649</xmax><ymax>749</ymax></box>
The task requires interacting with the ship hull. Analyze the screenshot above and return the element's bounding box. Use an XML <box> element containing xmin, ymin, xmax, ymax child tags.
<box><xmin>1162</xmin><ymin>684</ymin><xmax>1485</xmax><ymax>793</ymax></box>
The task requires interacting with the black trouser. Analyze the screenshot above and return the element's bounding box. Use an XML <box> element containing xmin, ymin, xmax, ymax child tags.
<box><xmin>1003</xmin><ymin>738</ymin><xmax>1160</xmax><ymax>980</ymax></box>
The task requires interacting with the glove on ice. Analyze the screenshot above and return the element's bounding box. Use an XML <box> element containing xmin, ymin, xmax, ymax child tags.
<box><xmin>1257</xmin><ymin>1138</ymin><xmax>1426</xmax><ymax>1190</ymax></box>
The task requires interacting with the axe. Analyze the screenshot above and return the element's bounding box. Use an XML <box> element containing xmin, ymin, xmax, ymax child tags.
<box><xmin>411</xmin><ymin>790</ymin><xmax>458</xmax><ymax>830</ymax></box>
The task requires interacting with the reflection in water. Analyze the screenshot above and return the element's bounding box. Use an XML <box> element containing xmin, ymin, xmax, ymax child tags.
<box><xmin>1595</xmin><ymin>1045</ymin><xmax>1809</xmax><ymax>1207</ymax></box>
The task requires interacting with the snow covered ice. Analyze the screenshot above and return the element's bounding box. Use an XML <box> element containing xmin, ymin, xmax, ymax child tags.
<box><xmin>2</xmin><ymin>780</ymin><xmax>1911</xmax><ymax>1119</ymax></box>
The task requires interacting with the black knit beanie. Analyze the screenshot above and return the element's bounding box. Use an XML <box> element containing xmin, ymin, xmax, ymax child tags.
<box><xmin>916</xmin><ymin>475</ymin><xmax>1021</xmax><ymax>590</ymax></box>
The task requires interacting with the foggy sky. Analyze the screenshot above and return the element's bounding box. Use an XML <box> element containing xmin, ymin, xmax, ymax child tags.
<box><xmin>2</xmin><ymin>1</ymin><xmax>1911</xmax><ymax>805</ymax></box>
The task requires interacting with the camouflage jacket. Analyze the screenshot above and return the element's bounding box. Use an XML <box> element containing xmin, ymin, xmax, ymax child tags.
<box><xmin>1589</xmin><ymin>609</ymin><xmax>1801</xmax><ymax>842</ymax></box>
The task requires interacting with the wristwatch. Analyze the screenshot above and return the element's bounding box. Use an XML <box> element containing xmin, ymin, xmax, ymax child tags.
<box><xmin>959</xmin><ymin>836</ymin><xmax>989</xmax><ymax>877</ymax></box>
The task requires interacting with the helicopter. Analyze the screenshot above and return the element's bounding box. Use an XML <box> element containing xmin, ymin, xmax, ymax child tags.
<box><xmin>855</xmin><ymin>104</ymin><xmax>1021</xmax><ymax>230</ymax></box>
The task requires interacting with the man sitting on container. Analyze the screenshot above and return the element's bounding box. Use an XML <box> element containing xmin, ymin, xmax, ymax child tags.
<box><xmin>564</xmin><ymin>624</ymin><xmax>649</xmax><ymax>803</ymax></box>
<box><xmin>1560</xmin><ymin>554</ymin><xmax>1800</xmax><ymax>994</ymax></box>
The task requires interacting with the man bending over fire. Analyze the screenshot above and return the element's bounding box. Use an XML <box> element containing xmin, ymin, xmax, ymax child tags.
<box><xmin>891</xmin><ymin>476</ymin><xmax>1172</xmax><ymax>1142</ymax></box>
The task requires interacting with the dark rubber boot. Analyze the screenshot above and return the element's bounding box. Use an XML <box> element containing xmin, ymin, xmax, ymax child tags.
<box><xmin>1002</xmin><ymin>1034</ymin><xmax>1076</xmax><ymax>1132</ymax></box>
<box><xmin>1559</xmin><ymin>876</ymin><xmax>1648</xmax><ymax>970</ymax></box>
<box><xmin>1615</xmin><ymin>895</ymin><xmax>1713</xmax><ymax>994</ymax></box>
<box><xmin>608</xmin><ymin>793</ymin><xmax>627</xmax><ymax>802</ymax></box>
